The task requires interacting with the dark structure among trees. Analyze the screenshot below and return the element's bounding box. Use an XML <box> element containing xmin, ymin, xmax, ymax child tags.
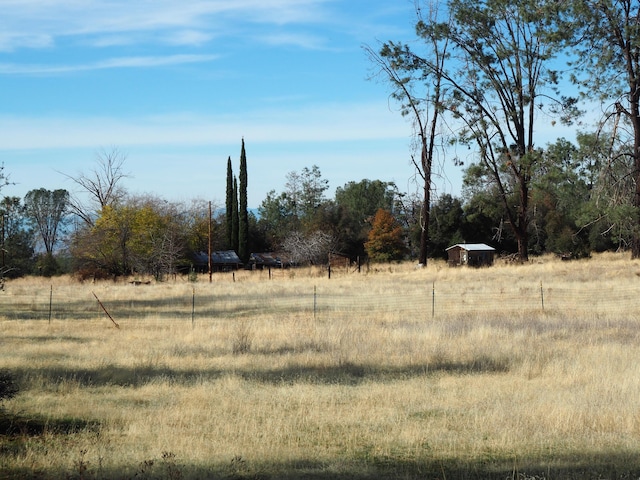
<box><xmin>249</xmin><ymin>252</ymin><xmax>283</xmax><ymax>270</ymax></box>
<box><xmin>193</xmin><ymin>250</ymin><xmax>242</xmax><ymax>273</ymax></box>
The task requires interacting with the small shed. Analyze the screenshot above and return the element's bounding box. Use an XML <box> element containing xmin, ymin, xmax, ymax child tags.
<box><xmin>192</xmin><ymin>250</ymin><xmax>242</xmax><ymax>272</ymax></box>
<box><xmin>328</xmin><ymin>252</ymin><xmax>351</xmax><ymax>269</ymax></box>
<box><xmin>249</xmin><ymin>253</ymin><xmax>282</xmax><ymax>270</ymax></box>
<box><xmin>446</xmin><ymin>243</ymin><xmax>496</xmax><ymax>267</ymax></box>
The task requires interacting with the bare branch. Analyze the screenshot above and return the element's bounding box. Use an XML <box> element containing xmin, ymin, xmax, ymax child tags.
<box><xmin>60</xmin><ymin>147</ymin><xmax>129</xmax><ymax>226</ymax></box>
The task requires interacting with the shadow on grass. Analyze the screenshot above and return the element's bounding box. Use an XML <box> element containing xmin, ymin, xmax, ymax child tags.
<box><xmin>0</xmin><ymin>411</ymin><xmax>99</xmax><ymax>437</ymax></box>
<box><xmin>0</xmin><ymin>335</ymin><xmax>90</xmax><ymax>344</ymax></box>
<box><xmin>0</xmin><ymin>410</ymin><xmax>100</xmax><ymax>463</ymax></box>
<box><xmin>1</xmin><ymin>451</ymin><xmax>639</xmax><ymax>479</ymax></box>
<box><xmin>11</xmin><ymin>356</ymin><xmax>509</xmax><ymax>389</ymax></box>
<box><xmin>240</xmin><ymin>356</ymin><xmax>510</xmax><ymax>386</ymax></box>
<box><xmin>0</xmin><ymin>294</ymin><xmax>301</xmax><ymax>322</ymax></box>
<box><xmin>0</xmin><ymin>404</ymin><xmax>636</xmax><ymax>479</ymax></box>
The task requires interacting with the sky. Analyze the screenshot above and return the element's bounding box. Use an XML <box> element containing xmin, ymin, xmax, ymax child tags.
<box><xmin>0</xmin><ymin>0</ymin><xmax>576</xmax><ymax>209</ymax></box>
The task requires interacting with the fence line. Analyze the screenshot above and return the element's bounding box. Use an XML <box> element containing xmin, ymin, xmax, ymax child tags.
<box><xmin>1</xmin><ymin>281</ymin><xmax>638</xmax><ymax>324</ymax></box>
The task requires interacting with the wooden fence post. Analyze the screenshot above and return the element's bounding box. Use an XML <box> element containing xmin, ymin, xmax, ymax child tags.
<box><xmin>92</xmin><ymin>292</ymin><xmax>120</xmax><ymax>329</ymax></box>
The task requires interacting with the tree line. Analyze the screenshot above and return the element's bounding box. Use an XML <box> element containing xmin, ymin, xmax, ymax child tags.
<box><xmin>366</xmin><ymin>0</ymin><xmax>640</xmax><ymax>264</ymax></box>
<box><xmin>0</xmin><ymin>147</ymin><xmax>404</xmax><ymax>280</ymax></box>
<box><xmin>0</xmin><ymin>130</ymin><xmax>631</xmax><ymax>282</ymax></box>
<box><xmin>2</xmin><ymin>0</ymin><xmax>639</xmax><ymax>278</ymax></box>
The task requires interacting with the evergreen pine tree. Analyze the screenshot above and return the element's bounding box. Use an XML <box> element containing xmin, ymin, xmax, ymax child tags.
<box><xmin>238</xmin><ymin>139</ymin><xmax>249</xmax><ymax>263</ymax></box>
<box><xmin>225</xmin><ymin>156</ymin><xmax>233</xmax><ymax>250</ymax></box>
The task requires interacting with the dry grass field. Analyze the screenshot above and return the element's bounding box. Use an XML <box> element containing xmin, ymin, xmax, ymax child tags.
<box><xmin>1</xmin><ymin>252</ymin><xmax>640</xmax><ymax>479</ymax></box>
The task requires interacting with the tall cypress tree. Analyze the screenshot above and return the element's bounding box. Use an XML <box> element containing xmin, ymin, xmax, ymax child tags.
<box><xmin>225</xmin><ymin>156</ymin><xmax>233</xmax><ymax>250</ymax></box>
<box><xmin>231</xmin><ymin>177</ymin><xmax>239</xmax><ymax>253</ymax></box>
<box><xmin>238</xmin><ymin>139</ymin><xmax>249</xmax><ymax>263</ymax></box>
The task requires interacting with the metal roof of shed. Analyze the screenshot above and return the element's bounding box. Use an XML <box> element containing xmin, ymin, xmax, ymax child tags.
<box><xmin>445</xmin><ymin>243</ymin><xmax>495</xmax><ymax>251</ymax></box>
<box><xmin>193</xmin><ymin>250</ymin><xmax>242</xmax><ymax>264</ymax></box>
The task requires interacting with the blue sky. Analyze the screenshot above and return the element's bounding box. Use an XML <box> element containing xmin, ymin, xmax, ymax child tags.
<box><xmin>0</xmin><ymin>0</ymin><xmax>575</xmax><ymax>209</ymax></box>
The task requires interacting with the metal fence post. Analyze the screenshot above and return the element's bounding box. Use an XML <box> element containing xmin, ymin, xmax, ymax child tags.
<box><xmin>191</xmin><ymin>287</ymin><xmax>196</xmax><ymax>328</ymax></box>
<box><xmin>48</xmin><ymin>285</ymin><xmax>53</xmax><ymax>324</ymax></box>
<box><xmin>432</xmin><ymin>281</ymin><xmax>435</xmax><ymax>319</ymax></box>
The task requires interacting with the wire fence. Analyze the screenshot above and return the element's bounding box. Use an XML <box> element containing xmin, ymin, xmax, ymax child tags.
<box><xmin>1</xmin><ymin>279</ymin><xmax>639</xmax><ymax>325</ymax></box>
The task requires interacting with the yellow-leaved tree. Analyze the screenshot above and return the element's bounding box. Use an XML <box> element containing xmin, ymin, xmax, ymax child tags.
<box><xmin>72</xmin><ymin>195</ymin><xmax>187</xmax><ymax>279</ymax></box>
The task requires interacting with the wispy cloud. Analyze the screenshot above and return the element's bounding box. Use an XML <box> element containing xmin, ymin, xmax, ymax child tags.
<box><xmin>0</xmin><ymin>101</ymin><xmax>410</xmax><ymax>150</ymax></box>
<box><xmin>0</xmin><ymin>0</ymin><xmax>334</xmax><ymax>51</ymax></box>
<box><xmin>260</xmin><ymin>32</ymin><xmax>328</xmax><ymax>50</ymax></box>
<box><xmin>0</xmin><ymin>32</ymin><xmax>53</xmax><ymax>51</ymax></box>
<box><xmin>0</xmin><ymin>54</ymin><xmax>219</xmax><ymax>75</ymax></box>
<box><xmin>165</xmin><ymin>30</ymin><xmax>215</xmax><ymax>47</ymax></box>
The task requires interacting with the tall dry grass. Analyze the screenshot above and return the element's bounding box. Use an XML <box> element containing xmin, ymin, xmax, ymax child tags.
<box><xmin>1</xmin><ymin>253</ymin><xmax>640</xmax><ymax>478</ymax></box>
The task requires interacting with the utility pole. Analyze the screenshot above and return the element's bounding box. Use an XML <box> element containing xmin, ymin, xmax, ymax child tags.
<box><xmin>208</xmin><ymin>201</ymin><xmax>212</xmax><ymax>283</ymax></box>
<box><xmin>1</xmin><ymin>213</ymin><xmax>5</xmax><ymax>269</ymax></box>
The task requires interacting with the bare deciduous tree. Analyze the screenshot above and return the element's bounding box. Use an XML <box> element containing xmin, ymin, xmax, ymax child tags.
<box><xmin>283</xmin><ymin>230</ymin><xmax>333</xmax><ymax>265</ymax></box>
<box><xmin>24</xmin><ymin>188</ymin><xmax>69</xmax><ymax>255</ymax></box>
<box><xmin>0</xmin><ymin>164</ymin><xmax>13</xmax><ymax>287</ymax></box>
<box><xmin>61</xmin><ymin>147</ymin><xmax>129</xmax><ymax>226</ymax></box>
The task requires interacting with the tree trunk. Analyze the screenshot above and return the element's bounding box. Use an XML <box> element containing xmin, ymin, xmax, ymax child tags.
<box><xmin>631</xmin><ymin>90</ymin><xmax>640</xmax><ymax>259</ymax></box>
<box><xmin>631</xmin><ymin>155</ymin><xmax>640</xmax><ymax>259</ymax></box>
<box><xmin>518</xmin><ymin>178</ymin><xmax>530</xmax><ymax>262</ymax></box>
<box><xmin>517</xmin><ymin>228</ymin><xmax>529</xmax><ymax>263</ymax></box>
<box><xmin>418</xmin><ymin>180</ymin><xmax>430</xmax><ymax>265</ymax></box>
<box><xmin>418</xmin><ymin>139</ymin><xmax>432</xmax><ymax>266</ymax></box>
